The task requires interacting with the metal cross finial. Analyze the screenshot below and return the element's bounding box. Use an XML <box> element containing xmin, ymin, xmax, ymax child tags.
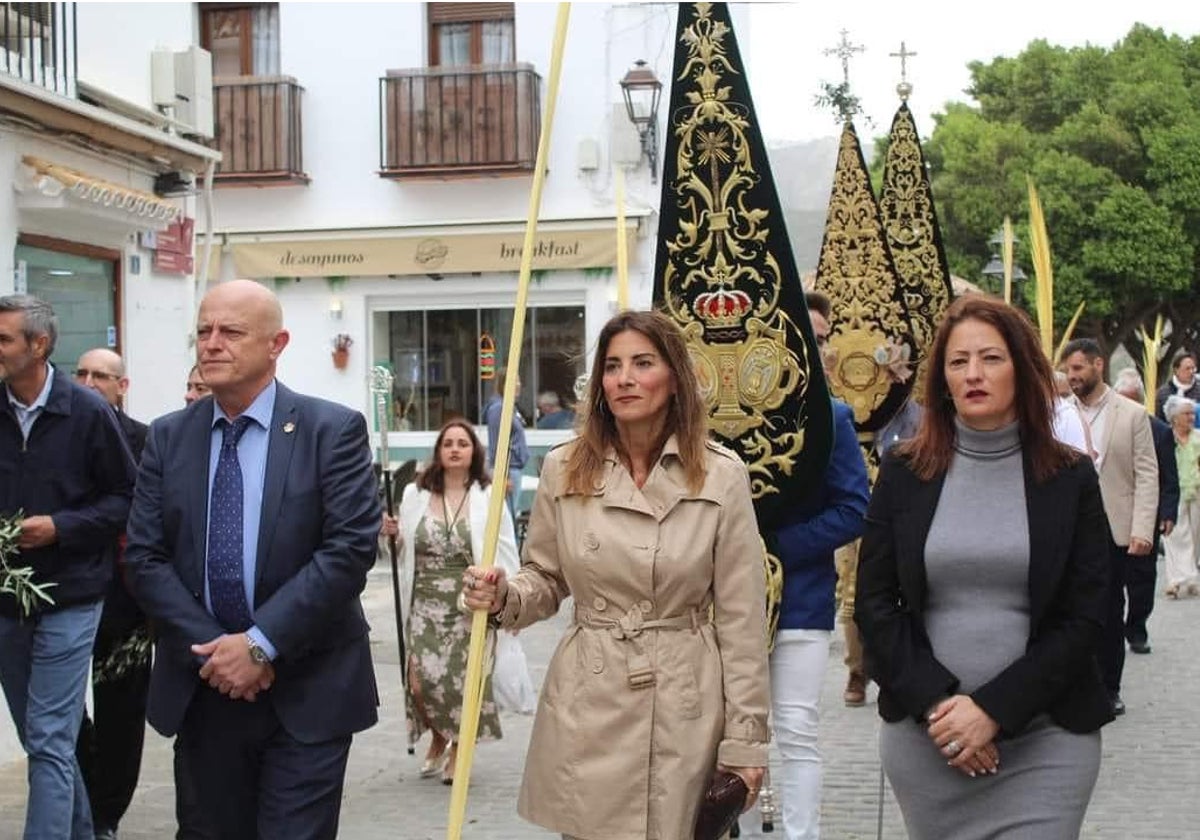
<box><xmin>824</xmin><ymin>29</ymin><xmax>865</xmax><ymax>87</ymax></box>
<box><xmin>890</xmin><ymin>41</ymin><xmax>918</xmax><ymax>101</ymax></box>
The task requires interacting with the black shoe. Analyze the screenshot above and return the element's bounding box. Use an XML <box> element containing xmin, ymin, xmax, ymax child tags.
<box><xmin>1110</xmin><ymin>694</ymin><xmax>1126</xmax><ymax>716</ymax></box>
<box><xmin>95</xmin><ymin>828</ymin><xmax>117</xmax><ymax>840</ymax></box>
<box><xmin>1129</xmin><ymin>641</ymin><xmax>1152</xmax><ymax>654</ymax></box>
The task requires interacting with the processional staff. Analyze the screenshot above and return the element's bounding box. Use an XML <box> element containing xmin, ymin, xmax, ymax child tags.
<box><xmin>369</xmin><ymin>364</ymin><xmax>413</xmax><ymax>754</ymax></box>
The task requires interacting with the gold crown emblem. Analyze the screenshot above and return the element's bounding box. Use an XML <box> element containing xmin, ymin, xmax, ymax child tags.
<box><xmin>693</xmin><ymin>288</ymin><xmax>752</xmax><ymax>329</ymax></box>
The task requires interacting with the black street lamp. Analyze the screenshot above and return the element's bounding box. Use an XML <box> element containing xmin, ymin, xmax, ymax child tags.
<box><xmin>619</xmin><ymin>59</ymin><xmax>663</xmax><ymax>183</ymax></box>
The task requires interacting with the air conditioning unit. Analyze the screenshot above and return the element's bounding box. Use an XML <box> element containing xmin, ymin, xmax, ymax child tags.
<box><xmin>151</xmin><ymin>46</ymin><xmax>214</xmax><ymax>140</ymax></box>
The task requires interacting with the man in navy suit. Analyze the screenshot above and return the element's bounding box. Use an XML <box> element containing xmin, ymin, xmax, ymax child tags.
<box><xmin>125</xmin><ymin>280</ymin><xmax>381</xmax><ymax>840</ymax></box>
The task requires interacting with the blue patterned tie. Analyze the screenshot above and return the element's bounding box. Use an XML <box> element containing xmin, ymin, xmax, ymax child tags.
<box><xmin>207</xmin><ymin>416</ymin><xmax>254</xmax><ymax>632</ymax></box>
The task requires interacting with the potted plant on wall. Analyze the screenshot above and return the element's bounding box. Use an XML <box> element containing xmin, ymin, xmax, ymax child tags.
<box><xmin>332</xmin><ymin>333</ymin><xmax>353</xmax><ymax>370</ymax></box>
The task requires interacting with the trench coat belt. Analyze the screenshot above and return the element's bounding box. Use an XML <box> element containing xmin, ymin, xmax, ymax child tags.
<box><xmin>573</xmin><ymin>603</ymin><xmax>712</xmax><ymax>689</ymax></box>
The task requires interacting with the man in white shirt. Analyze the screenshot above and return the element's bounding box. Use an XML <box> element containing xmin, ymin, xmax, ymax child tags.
<box><xmin>1052</xmin><ymin>370</ymin><xmax>1090</xmax><ymax>454</ymax></box>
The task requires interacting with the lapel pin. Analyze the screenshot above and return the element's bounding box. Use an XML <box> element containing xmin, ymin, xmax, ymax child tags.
<box><xmin>282</xmin><ymin>421</ymin><xmax>296</xmax><ymax>434</ymax></box>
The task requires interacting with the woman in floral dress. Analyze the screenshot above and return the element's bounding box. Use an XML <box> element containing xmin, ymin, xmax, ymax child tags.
<box><xmin>397</xmin><ymin>419</ymin><xmax>518</xmax><ymax>782</ymax></box>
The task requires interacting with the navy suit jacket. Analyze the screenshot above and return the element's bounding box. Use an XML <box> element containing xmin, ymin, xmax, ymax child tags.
<box><xmin>125</xmin><ymin>381</ymin><xmax>381</xmax><ymax>743</ymax></box>
<box><xmin>1150</xmin><ymin>415</ymin><xmax>1180</xmax><ymax>527</ymax></box>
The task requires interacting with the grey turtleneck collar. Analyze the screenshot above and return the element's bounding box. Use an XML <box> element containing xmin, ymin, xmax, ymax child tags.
<box><xmin>953</xmin><ymin>417</ymin><xmax>1021</xmax><ymax>459</ymax></box>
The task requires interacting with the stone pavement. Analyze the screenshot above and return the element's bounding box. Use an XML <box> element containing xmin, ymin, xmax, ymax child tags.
<box><xmin>1</xmin><ymin>558</ymin><xmax>1196</xmax><ymax>838</ymax></box>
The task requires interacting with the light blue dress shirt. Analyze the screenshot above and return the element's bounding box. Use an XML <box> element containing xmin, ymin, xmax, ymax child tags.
<box><xmin>6</xmin><ymin>363</ymin><xmax>55</xmax><ymax>442</ymax></box>
<box><xmin>206</xmin><ymin>379</ymin><xmax>277</xmax><ymax>660</ymax></box>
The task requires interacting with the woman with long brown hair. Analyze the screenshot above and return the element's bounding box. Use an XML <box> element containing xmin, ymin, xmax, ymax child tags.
<box><xmin>397</xmin><ymin>419</ymin><xmax>518</xmax><ymax>783</ymax></box>
<box><xmin>856</xmin><ymin>295</ymin><xmax>1114</xmax><ymax>838</ymax></box>
<box><xmin>462</xmin><ymin>310</ymin><xmax>770</xmax><ymax>839</ymax></box>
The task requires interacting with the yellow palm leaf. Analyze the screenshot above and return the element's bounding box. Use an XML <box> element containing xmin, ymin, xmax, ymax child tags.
<box><xmin>1027</xmin><ymin>177</ymin><xmax>1054</xmax><ymax>358</ymax></box>
<box><xmin>1052</xmin><ymin>300</ymin><xmax>1086</xmax><ymax>366</ymax></box>
<box><xmin>1002</xmin><ymin>216</ymin><xmax>1014</xmax><ymax>306</ymax></box>
<box><xmin>1142</xmin><ymin>314</ymin><xmax>1164</xmax><ymax>414</ymax></box>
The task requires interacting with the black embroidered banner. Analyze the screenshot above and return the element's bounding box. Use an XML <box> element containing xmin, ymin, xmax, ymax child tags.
<box><xmin>879</xmin><ymin>101</ymin><xmax>954</xmax><ymax>389</ymax></box>
<box><xmin>652</xmin><ymin>1</ymin><xmax>833</xmax><ymax>531</ymax></box>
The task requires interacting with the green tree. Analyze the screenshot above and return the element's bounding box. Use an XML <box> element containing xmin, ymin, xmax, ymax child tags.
<box><xmin>917</xmin><ymin>24</ymin><xmax>1200</xmax><ymax>379</ymax></box>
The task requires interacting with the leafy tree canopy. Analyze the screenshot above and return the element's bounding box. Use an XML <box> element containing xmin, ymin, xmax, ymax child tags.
<box><xmin>888</xmin><ymin>24</ymin><xmax>1200</xmax><ymax>377</ymax></box>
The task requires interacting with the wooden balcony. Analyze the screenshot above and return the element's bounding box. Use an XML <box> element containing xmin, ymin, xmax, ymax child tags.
<box><xmin>379</xmin><ymin>63</ymin><xmax>540</xmax><ymax>179</ymax></box>
<box><xmin>212</xmin><ymin>75</ymin><xmax>307</xmax><ymax>186</ymax></box>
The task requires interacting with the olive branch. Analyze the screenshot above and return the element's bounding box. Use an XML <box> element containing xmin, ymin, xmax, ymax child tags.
<box><xmin>92</xmin><ymin>626</ymin><xmax>151</xmax><ymax>683</ymax></box>
<box><xmin>0</xmin><ymin>512</ymin><xmax>57</xmax><ymax>617</ymax></box>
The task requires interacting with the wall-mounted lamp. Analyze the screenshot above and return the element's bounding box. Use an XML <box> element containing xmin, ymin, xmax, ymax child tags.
<box><xmin>329</xmin><ymin>297</ymin><xmax>344</xmax><ymax>319</ymax></box>
<box><xmin>619</xmin><ymin>59</ymin><xmax>663</xmax><ymax>183</ymax></box>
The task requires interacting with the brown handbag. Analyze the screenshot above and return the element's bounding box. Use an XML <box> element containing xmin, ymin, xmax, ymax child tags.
<box><xmin>693</xmin><ymin>769</ymin><xmax>748</xmax><ymax>840</ymax></box>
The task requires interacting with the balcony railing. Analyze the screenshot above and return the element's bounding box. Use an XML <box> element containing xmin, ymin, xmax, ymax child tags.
<box><xmin>380</xmin><ymin>63</ymin><xmax>540</xmax><ymax>179</ymax></box>
<box><xmin>212</xmin><ymin>75</ymin><xmax>307</xmax><ymax>186</ymax></box>
<box><xmin>1</xmin><ymin>2</ymin><xmax>76</xmax><ymax>96</ymax></box>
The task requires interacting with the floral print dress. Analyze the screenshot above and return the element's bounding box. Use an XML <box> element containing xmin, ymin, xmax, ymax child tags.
<box><xmin>405</xmin><ymin>513</ymin><xmax>502</xmax><ymax>747</ymax></box>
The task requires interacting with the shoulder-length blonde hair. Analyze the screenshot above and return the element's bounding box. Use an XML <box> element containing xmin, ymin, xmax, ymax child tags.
<box><xmin>902</xmin><ymin>294</ymin><xmax>1078</xmax><ymax>482</ymax></box>
<box><xmin>562</xmin><ymin>310</ymin><xmax>708</xmax><ymax>494</ymax></box>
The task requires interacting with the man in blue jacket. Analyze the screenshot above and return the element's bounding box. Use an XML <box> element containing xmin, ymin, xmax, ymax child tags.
<box><xmin>767</xmin><ymin>291</ymin><xmax>870</xmax><ymax>840</ymax></box>
<box><xmin>0</xmin><ymin>295</ymin><xmax>136</xmax><ymax>839</ymax></box>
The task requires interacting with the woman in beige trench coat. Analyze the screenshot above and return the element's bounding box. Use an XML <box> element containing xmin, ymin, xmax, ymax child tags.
<box><xmin>464</xmin><ymin>310</ymin><xmax>771</xmax><ymax>840</ymax></box>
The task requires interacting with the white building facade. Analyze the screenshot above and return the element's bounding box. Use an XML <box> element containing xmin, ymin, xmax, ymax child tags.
<box><xmin>0</xmin><ymin>2</ymin><xmax>220</xmax><ymax>421</ymax></box>
<box><xmin>203</xmin><ymin>1</ymin><xmax>746</xmax><ymax>464</ymax></box>
<box><xmin>4</xmin><ymin>2</ymin><xmax>756</xmax><ymax>451</ymax></box>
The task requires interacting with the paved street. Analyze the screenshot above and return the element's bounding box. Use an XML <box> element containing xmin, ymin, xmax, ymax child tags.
<box><xmin>0</xmin><ymin>558</ymin><xmax>1195</xmax><ymax>838</ymax></box>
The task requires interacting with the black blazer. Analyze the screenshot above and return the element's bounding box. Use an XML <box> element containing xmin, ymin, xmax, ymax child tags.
<box><xmin>125</xmin><ymin>382</ymin><xmax>382</xmax><ymax>743</ymax></box>
<box><xmin>1150</xmin><ymin>415</ymin><xmax>1180</xmax><ymax>527</ymax></box>
<box><xmin>855</xmin><ymin>448</ymin><xmax>1115</xmax><ymax>737</ymax></box>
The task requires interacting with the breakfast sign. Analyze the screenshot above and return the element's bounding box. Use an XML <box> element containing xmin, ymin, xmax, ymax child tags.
<box><xmin>217</xmin><ymin>224</ymin><xmax>640</xmax><ymax>279</ymax></box>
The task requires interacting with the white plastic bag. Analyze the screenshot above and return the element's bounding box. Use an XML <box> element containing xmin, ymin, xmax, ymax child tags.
<box><xmin>491</xmin><ymin>631</ymin><xmax>537</xmax><ymax>714</ymax></box>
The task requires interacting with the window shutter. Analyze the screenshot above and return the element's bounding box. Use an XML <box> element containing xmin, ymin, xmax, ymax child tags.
<box><xmin>427</xmin><ymin>3</ymin><xmax>513</xmax><ymax>24</ymax></box>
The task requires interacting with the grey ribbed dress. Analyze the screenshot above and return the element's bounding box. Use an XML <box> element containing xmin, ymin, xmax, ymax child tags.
<box><xmin>879</xmin><ymin>420</ymin><xmax>1101</xmax><ymax>839</ymax></box>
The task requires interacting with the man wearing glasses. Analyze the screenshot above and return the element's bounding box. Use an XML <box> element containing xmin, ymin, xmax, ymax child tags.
<box><xmin>73</xmin><ymin>347</ymin><xmax>150</xmax><ymax>840</ymax></box>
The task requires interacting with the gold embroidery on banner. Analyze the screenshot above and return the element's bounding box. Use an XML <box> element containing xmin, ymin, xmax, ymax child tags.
<box><xmin>878</xmin><ymin>103</ymin><xmax>952</xmax><ymax>390</ymax></box>
<box><xmin>663</xmin><ymin>2</ymin><xmax>810</xmax><ymax>499</ymax></box>
<box><xmin>815</xmin><ymin>124</ymin><xmax>915</xmax><ymax>426</ymax></box>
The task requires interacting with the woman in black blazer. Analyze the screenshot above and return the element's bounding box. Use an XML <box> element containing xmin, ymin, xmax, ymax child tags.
<box><xmin>856</xmin><ymin>295</ymin><xmax>1114</xmax><ymax>839</ymax></box>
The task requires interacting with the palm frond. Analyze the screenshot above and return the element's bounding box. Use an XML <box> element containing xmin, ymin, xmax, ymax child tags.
<box><xmin>1027</xmin><ymin>177</ymin><xmax>1054</xmax><ymax>358</ymax></box>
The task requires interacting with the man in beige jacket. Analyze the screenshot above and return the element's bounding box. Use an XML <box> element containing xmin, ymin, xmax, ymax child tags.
<box><xmin>1062</xmin><ymin>339</ymin><xmax>1158</xmax><ymax>716</ymax></box>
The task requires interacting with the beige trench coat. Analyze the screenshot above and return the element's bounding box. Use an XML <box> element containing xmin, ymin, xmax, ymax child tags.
<box><xmin>496</xmin><ymin>437</ymin><xmax>771</xmax><ymax>840</ymax></box>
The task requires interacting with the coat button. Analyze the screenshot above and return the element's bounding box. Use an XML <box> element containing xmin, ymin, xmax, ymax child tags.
<box><xmin>592</xmin><ymin>658</ymin><xmax>604</xmax><ymax>674</ymax></box>
<box><xmin>639</xmin><ymin>600</ymin><xmax>653</xmax><ymax>614</ymax></box>
<box><xmin>593</xmin><ymin>596</ymin><xmax>607</xmax><ymax>611</ymax></box>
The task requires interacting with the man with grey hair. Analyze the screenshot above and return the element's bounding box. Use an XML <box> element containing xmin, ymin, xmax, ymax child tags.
<box><xmin>535</xmin><ymin>390</ymin><xmax>575</xmax><ymax>430</ymax></box>
<box><xmin>0</xmin><ymin>295</ymin><xmax>136</xmax><ymax>838</ymax></box>
<box><xmin>1113</xmin><ymin>367</ymin><xmax>1179</xmax><ymax>655</ymax></box>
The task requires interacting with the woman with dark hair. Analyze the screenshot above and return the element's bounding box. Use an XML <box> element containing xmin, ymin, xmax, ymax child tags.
<box><xmin>1154</xmin><ymin>351</ymin><xmax>1200</xmax><ymax>422</ymax></box>
<box><xmin>856</xmin><ymin>295</ymin><xmax>1114</xmax><ymax>839</ymax></box>
<box><xmin>397</xmin><ymin>419</ymin><xmax>518</xmax><ymax>783</ymax></box>
<box><xmin>462</xmin><ymin>310</ymin><xmax>770</xmax><ymax>839</ymax></box>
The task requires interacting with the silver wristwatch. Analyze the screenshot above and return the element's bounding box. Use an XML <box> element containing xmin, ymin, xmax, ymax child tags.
<box><xmin>246</xmin><ymin>635</ymin><xmax>271</xmax><ymax>665</ymax></box>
